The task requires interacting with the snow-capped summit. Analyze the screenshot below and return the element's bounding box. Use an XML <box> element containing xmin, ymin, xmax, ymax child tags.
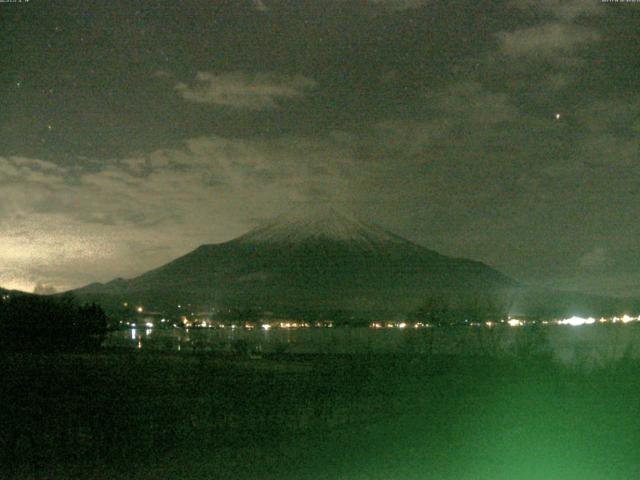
<box><xmin>237</xmin><ymin>204</ymin><xmax>411</xmax><ymax>248</ymax></box>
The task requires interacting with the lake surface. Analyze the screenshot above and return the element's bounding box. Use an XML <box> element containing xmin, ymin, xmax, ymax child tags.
<box><xmin>105</xmin><ymin>323</ymin><xmax>640</xmax><ymax>366</ymax></box>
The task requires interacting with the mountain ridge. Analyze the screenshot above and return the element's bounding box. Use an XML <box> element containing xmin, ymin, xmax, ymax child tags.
<box><xmin>72</xmin><ymin>209</ymin><xmax>517</xmax><ymax>315</ymax></box>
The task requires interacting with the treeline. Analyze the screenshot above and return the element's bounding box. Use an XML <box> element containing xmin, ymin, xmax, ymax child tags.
<box><xmin>408</xmin><ymin>289</ymin><xmax>640</xmax><ymax>324</ymax></box>
<box><xmin>211</xmin><ymin>306</ymin><xmax>373</xmax><ymax>325</ymax></box>
<box><xmin>408</xmin><ymin>291</ymin><xmax>512</xmax><ymax>326</ymax></box>
<box><xmin>0</xmin><ymin>294</ymin><xmax>108</xmax><ymax>352</ymax></box>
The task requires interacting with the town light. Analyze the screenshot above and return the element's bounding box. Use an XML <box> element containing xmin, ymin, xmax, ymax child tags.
<box><xmin>558</xmin><ymin>316</ymin><xmax>595</xmax><ymax>326</ymax></box>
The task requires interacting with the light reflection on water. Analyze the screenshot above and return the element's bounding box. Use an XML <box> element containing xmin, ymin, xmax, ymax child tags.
<box><xmin>104</xmin><ymin>324</ymin><xmax>640</xmax><ymax>366</ymax></box>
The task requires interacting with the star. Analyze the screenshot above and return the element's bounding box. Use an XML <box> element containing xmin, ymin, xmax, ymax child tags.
<box><xmin>555</xmin><ymin>113</ymin><xmax>561</xmax><ymax>120</ymax></box>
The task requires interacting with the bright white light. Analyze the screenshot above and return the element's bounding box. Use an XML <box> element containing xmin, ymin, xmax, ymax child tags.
<box><xmin>136</xmin><ymin>306</ymin><xmax>144</xmax><ymax>313</ymax></box>
<box><xmin>508</xmin><ymin>319</ymin><xmax>523</xmax><ymax>327</ymax></box>
<box><xmin>559</xmin><ymin>316</ymin><xmax>595</xmax><ymax>326</ymax></box>
<box><xmin>398</xmin><ymin>322</ymin><xmax>407</xmax><ymax>329</ymax></box>
<box><xmin>145</xmin><ymin>322</ymin><xmax>154</xmax><ymax>328</ymax></box>
<box><xmin>261</xmin><ymin>324</ymin><xmax>271</xmax><ymax>331</ymax></box>
<box><xmin>621</xmin><ymin>314</ymin><xmax>634</xmax><ymax>324</ymax></box>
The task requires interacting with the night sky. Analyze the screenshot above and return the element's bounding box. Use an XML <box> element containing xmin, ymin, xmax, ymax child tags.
<box><xmin>1</xmin><ymin>0</ymin><xmax>639</xmax><ymax>296</ymax></box>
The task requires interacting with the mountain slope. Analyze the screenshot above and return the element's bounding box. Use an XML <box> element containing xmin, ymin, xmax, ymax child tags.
<box><xmin>73</xmin><ymin>209</ymin><xmax>517</xmax><ymax>315</ymax></box>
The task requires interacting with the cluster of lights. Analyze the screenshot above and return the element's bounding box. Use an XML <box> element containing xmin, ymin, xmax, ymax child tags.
<box><xmin>167</xmin><ymin>320</ymin><xmax>332</xmax><ymax>330</ymax></box>
<box><xmin>553</xmin><ymin>314</ymin><xmax>640</xmax><ymax>327</ymax></box>
<box><xmin>365</xmin><ymin>315</ymin><xmax>640</xmax><ymax>329</ymax></box>
<box><xmin>122</xmin><ymin>301</ymin><xmax>640</xmax><ymax>332</ymax></box>
<box><xmin>370</xmin><ymin>322</ymin><xmax>432</xmax><ymax>329</ymax></box>
<box><xmin>611</xmin><ymin>314</ymin><xmax>639</xmax><ymax>324</ymax></box>
<box><xmin>521</xmin><ymin>314</ymin><xmax>640</xmax><ymax>327</ymax></box>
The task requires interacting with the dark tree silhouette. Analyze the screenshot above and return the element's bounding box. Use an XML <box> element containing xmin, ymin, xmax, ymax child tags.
<box><xmin>410</xmin><ymin>291</ymin><xmax>512</xmax><ymax>326</ymax></box>
<box><xmin>0</xmin><ymin>294</ymin><xmax>108</xmax><ymax>352</ymax></box>
<box><xmin>408</xmin><ymin>294</ymin><xmax>452</xmax><ymax>326</ymax></box>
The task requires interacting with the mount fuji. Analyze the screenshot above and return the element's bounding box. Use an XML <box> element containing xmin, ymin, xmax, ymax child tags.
<box><xmin>73</xmin><ymin>207</ymin><xmax>517</xmax><ymax>316</ymax></box>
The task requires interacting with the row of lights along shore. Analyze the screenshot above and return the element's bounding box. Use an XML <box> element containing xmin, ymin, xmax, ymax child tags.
<box><xmin>123</xmin><ymin>307</ymin><xmax>640</xmax><ymax>330</ymax></box>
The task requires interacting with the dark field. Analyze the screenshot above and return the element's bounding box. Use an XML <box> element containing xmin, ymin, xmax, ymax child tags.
<box><xmin>2</xmin><ymin>350</ymin><xmax>640</xmax><ymax>480</ymax></box>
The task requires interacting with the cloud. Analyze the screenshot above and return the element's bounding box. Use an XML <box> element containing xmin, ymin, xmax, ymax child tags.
<box><xmin>175</xmin><ymin>72</ymin><xmax>317</xmax><ymax>110</ymax></box>
<box><xmin>544</xmin><ymin>72</ymin><xmax>571</xmax><ymax>91</ymax></box>
<box><xmin>153</xmin><ymin>69</ymin><xmax>172</xmax><ymax>79</ymax></box>
<box><xmin>576</xmin><ymin>98</ymin><xmax>640</xmax><ymax>134</ymax></box>
<box><xmin>426</xmin><ymin>82</ymin><xmax>519</xmax><ymax>126</ymax></box>
<box><xmin>368</xmin><ymin>0</ymin><xmax>429</xmax><ymax>10</ymax></box>
<box><xmin>510</xmin><ymin>0</ymin><xmax>604</xmax><ymax>21</ymax></box>
<box><xmin>371</xmin><ymin>81</ymin><xmax>520</xmax><ymax>158</ymax></box>
<box><xmin>496</xmin><ymin>0</ymin><xmax>603</xmax><ymax>66</ymax></box>
<box><xmin>0</xmin><ymin>134</ymin><xmax>359</xmax><ymax>291</ymax></box>
<box><xmin>252</xmin><ymin>0</ymin><xmax>268</xmax><ymax>12</ymax></box>
<box><xmin>580</xmin><ymin>135</ymin><xmax>638</xmax><ymax>167</ymax></box>
<box><xmin>498</xmin><ymin>23</ymin><xmax>600</xmax><ymax>58</ymax></box>
<box><xmin>579</xmin><ymin>247</ymin><xmax>609</xmax><ymax>269</ymax></box>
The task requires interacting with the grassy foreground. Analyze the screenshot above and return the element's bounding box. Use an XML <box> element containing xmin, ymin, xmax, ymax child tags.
<box><xmin>1</xmin><ymin>350</ymin><xmax>640</xmax><ymax>479</ymax></box>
